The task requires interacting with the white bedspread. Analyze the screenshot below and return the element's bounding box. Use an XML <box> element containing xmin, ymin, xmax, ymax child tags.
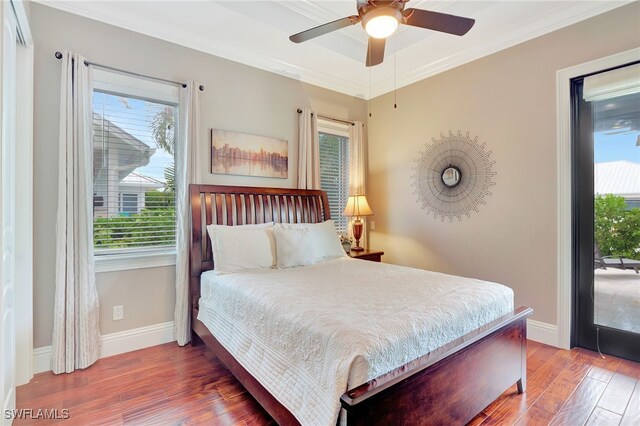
<box><xmin>197</xmin><ymin>257</ymin><xmax>513</xmax><ymax>426</ymax></box>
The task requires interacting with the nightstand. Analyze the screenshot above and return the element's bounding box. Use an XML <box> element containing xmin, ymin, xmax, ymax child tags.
<box><xmin>348</xmin><ymin>249</ymin><xmax>384</xmax><ymax>262</ymax></box>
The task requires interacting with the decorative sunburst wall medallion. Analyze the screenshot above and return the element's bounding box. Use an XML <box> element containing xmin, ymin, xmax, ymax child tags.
<box><xmin>411</xmin><ymin>131</ymin><xmax>496</xmax><ymax>222</ymax></box>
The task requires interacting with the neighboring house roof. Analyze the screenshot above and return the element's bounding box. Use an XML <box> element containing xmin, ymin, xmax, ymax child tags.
<box><xmin>595</xmin><ymin>160</ymin><xmax>640</xmax><ymax>198</ymax></box>
<box><xmin>119</xmin><ymin>172</ymin><xmax>165</xmax><ymax>190</ymax></box>
<box><xmin>93</xmin><ymin>113</ymin><xmax>156</xmax><ymax>182</ymax></box>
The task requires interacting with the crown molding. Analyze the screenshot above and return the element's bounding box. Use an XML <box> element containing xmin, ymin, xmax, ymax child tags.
<box><xmin>35</xmin><ymin>0</ymin><xmax>370</xmax><ymax>98</ymax></box>
<box><xmin>368</xmin><ymin>1</ymin><xmax>632</xmax><ymax>98</ymax></box>
<box><xmin>280</xmin><ymin>0</ymin><xmax>345</xmax><ymax>24</ymax></box>
<box><xmin>36</xmin><ymin>1</ymin><xmax>631</xmax><ymax>100</ymax></box>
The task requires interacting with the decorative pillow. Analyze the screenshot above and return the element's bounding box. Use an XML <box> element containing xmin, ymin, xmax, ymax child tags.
<box><xmin>209</xmin><ymin>225</ymin><xmax>275</xmax><ymax>274</ymax></box>
<box><xmin>277</xmin><ymin>220</ymin><xmax>346</xmax><ymax>262</ymax></box>
<box><xmin>272</xmin><ymin>226</ymin><xmax>315</xmax><ymax>268</ymax></box>
<box><xmin>309</xmin><ymin>220</ymin><xmax>348</xmax><ymax>261</ymax></box>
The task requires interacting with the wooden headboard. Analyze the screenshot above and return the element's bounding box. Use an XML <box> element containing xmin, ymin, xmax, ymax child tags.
<box><xmin>189</xmin><ymin>184</ymin><xmax>331</xmax><ymax>311</ymax></box>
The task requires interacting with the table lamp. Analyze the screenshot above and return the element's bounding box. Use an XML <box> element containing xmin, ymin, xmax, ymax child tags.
<box><xmin>343</xmin><ymin>194</ymin><xmax>373</xmax><ymax>252</ymax></box>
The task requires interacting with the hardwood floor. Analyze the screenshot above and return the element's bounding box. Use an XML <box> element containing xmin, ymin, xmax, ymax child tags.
<box><xmin>16</xmin><ymin>340</ymin><xmax>639</xmax><ymax>425</ymax></box>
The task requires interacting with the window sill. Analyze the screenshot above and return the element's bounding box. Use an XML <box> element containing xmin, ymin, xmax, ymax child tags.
<box><xmin>95</xmin><ymin>251</ymin><xmax>176</xmax><ymax>273</ymax></box>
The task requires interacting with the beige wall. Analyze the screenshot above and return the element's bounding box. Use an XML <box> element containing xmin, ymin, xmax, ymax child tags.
<box><xmin>368</xmin><ymin>3</ymin><xmax>640</xmax><ymax>325</ymax></box>
<box><xmin>30</xmin><ymin>2</ymin><xmax>640</xmax><ymax>347</ymax></box>
<box><xmin>31</xmin><ymin>3</ymin><xmax>367</xmax><ymax>348</ymax></box>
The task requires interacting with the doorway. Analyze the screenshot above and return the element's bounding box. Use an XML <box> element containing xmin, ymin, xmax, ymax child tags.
<box><xmin>1</xmin><ymin>0</ymin><xmax>19</xmax><ymax>416</ymax></box>
<box><xmin>572</xmin><ymin>62</ymin><xmax>640</xmax><ymax>362</ymax></box>
<box><xmin>2</xmin><ymin>0</ymin><xmax>33</xmax><ymax>418</ymax></box>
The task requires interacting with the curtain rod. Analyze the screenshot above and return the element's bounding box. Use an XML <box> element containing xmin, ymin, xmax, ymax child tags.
<box><xmin>54</xmin><ymin>51</ymin><xmax>204</xmax><ymax>91</ymax></box>
<box><xmin>297</xmin><ymin>108</ymin><xmax>357</xmax><ymax>127</ymax></box>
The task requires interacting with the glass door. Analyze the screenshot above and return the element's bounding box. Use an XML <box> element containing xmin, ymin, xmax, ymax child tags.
<box><xmin>572</xmin><ymin>63</ymin><xmax>640</xmax><ymax>362</ymax></box>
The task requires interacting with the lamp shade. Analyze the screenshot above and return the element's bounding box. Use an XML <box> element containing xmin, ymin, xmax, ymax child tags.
<box><xmin>343</xmin><ymin>195</ymin><xmax>373</xmax><ymax>217</ymax></box>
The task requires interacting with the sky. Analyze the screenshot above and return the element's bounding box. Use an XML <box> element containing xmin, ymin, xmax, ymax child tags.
<box><xmin>594</xmin><ymin>131</ymin><xmax>640</xmax><ymax>164</ymax></box>
<box><xmin>94</xmin><ymin>92</ymin><xmax>174</xmax><ymax>182</ymax></box>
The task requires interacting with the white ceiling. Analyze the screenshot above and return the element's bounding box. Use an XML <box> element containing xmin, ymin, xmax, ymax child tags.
<box><xmin>38</xmin><ymin>0</ymin><xmax>632</xmax><ymax>99</ymax></box>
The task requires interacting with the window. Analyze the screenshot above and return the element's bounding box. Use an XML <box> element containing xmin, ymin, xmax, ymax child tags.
<box><xmin>92</xmin><ymin>69</ymin><xmax>179</xmax><ymax>260</ymax></box>
<box><xmin>119</xmin><ymin>193</ymin><xmax>138</xmax><ymax>215</ymax></box>
<box><xmin>318</xmin><ymin>120</ymin><xmax>350</xmax><ymax>233</ymax></box>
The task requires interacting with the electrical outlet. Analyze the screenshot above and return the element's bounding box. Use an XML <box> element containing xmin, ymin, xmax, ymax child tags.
<box><xmin>370</xmin><ymin>220</ymin><xmax>376</xmax><ymax>230</ymax></box>
<box><xmin>113</xmin><ymin>305</ymin><xmax>124</xmax><ymax>321</ymax></box>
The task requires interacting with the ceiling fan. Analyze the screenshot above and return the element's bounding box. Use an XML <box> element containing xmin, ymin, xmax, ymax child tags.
<box><xmin>289</xmin><ymin>0</ymin><xmax>475</xmax><ymax>67</ymax></box>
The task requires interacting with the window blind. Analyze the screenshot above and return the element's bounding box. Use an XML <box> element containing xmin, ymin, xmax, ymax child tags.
<box><xmin>584</xmin><ymin>63</ymin><xmax>640</xmax><ymax>102</ymax></box>
<box><xmin>92</xmin><ymin>87</ymin><xmax>178</xmax><ymax>254</ymax></box>
<box><xmin>319</xmin><ymin>131</ymin><xmax>350</xmax><ymax>233</ymax></box>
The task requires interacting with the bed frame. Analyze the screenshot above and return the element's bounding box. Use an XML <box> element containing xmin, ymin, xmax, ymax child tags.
<box><xmin>189</xmin><ymin>184</ymin><xmax>533</xmax><ymax>425</ymax></box>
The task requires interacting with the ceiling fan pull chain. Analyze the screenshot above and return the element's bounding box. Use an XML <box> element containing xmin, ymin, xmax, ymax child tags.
<box><xmin>394</xmin><ymin>40</ymin><xmax>398</xmax><ymax>109</ymax></box>
<box><xmin>369</xmin><ymin>67</ymin><xmax>372</xmax><ymax>117</ymax></box>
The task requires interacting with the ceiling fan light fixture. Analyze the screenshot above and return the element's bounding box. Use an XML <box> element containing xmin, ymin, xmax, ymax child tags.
<box><xmin>362</xmin><ymin>7</ymin><xmax>401</xmax><ymax>39</ymax></box>
<box><xmin>289</xmin><ymin>1</ymin><xmax>476</xmax><ymax>67</ymax></box>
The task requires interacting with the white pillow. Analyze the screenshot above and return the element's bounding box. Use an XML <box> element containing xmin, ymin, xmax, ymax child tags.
<box><xmin>309</xmin><ymin>220</ymin><xmax>348</xmax><ymax>261</ymax></box>
<box><xmin>277</xmin><ymin>220</ymin><xmax>346</xmax><ymax>262</ymax></box>
<box><xmin>210</xmin><ymin>226</ymin><xmax>275</xmax><ymax>274</ymax></box>
<box><xmin>272</xmin><ymin>227</ymin><xmax>315</xmax><ymax>268</ymax></box>
<box><xmin>206</xmin><ymin>221</ymin><xmax>273</xmax><ymax>243</ymax></box>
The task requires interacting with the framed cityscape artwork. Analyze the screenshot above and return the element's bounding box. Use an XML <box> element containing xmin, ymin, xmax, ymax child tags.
<box><xmin>210</xmin><ymin>129</ymin><xmax>288</xmax><ymax>179</ymax></box>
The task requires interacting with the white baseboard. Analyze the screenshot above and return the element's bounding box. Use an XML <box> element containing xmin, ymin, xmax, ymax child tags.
<box><xmin>33</xmin><ymin>346</ymin><xmax>53</xmax><ymax>375</ymax></box>
<box><xmin>33</xmin><ymin>321</ymin><xmax>175</xmax><ymax>374</ymax></box>
<box><xmin>100</xmin><ymin>321</ymin><xmax>175</xmax><ymax>358</ymax></box>
<box><xmin>32</xmin><ymin>319</ymin><xmax>558</xmax><ymax>373</ymax></box>
<box><xmin>527</xmin><ymin>319</ymin><xmax>558</xmax><ymax>347</ymax></box>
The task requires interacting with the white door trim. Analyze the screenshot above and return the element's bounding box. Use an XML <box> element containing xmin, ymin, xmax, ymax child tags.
<box><xmin>14</xmin><ymin>40</ymin><xmax>33</xmax><ymax>386</ymax></box>
<box><xmin>12</xmin><ymin>0</ymin><xmax>33</xmax><ymax>387</ymax></box>
<box><xmin>1</xmin><ymin>1</ymin><xmax>19</xmax><ymax>420</ymax></box>
<box><xmin>555</xmin><ymin>47</ymin><xmax>640</xmax><ymax>350</ymax></box>
<box><xmin>11</xmin><ymin>0</ymin><xmax>32</xmax><ymax>45</ymax></box>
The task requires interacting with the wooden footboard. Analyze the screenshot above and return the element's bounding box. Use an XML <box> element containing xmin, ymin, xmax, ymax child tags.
<box><xmin>340</xmin><ymin>307</ymin><xmax>532</xmax><ymax>425</ymax></box>
<box><xmin>192</xmin><ymin>305</ymin><xmax>531</xmax><ymax>426</ymax></box>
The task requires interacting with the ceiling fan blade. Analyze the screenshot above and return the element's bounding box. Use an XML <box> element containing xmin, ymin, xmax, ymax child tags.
<box><xmin>289</xmin><ymin>16</ymin><xmax>360</xmax><ymax>43</ymax></box>
<box><xmin>366</xmin><ymin>37</ymin><xmax>386</xmax><ymax>67</ymax></box>
<box><xmin>403</xmin><ymin>8</ymin><xmax>475</xmax><ymax>36</ymax></box>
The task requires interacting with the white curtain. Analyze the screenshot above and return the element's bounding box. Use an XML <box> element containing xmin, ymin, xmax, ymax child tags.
<box><xmin>174</xmin><ymin>82</ymin><xmax>200</xmax><ymax>346</ymax></box>
<box><xmin>297</xmin><ymin>108</ymin><xmax>320</xmax><ymax>189</ymax></box>
<box><xmin>52</xmin><ymin>52</ymin><xmax>101</xmax><ymax>374</ymax></box>
<box><xmin>349</xmin><ymin>121</ymin><xmax>365</xmax><ymax>195</ymax></box>
<box><xmin>348</xmin><ymin>121</ymin><xmax>367</xmax><ymax>245</ymax></box>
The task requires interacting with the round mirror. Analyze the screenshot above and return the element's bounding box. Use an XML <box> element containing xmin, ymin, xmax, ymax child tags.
<box><xmin>441</xmin><ymin>166</ymin><xmax>461</xmax><ymax>188</ymax></box>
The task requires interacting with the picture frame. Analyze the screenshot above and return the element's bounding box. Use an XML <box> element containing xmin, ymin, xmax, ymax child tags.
<box><xmin>211</xmin><ymin>129</ymin><xmax>288</xmax><ymax>179</ymax></box>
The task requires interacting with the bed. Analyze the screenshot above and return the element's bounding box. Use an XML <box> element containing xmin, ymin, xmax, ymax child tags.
<box><xmin>189</xmin><ymin>184</ymin><xmax>532</xmax><ymax>425</ymax></box>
